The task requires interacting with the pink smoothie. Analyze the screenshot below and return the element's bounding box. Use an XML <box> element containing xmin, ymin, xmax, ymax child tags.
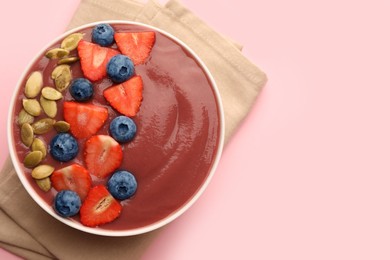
<box><xmin>10</xmin><ymin>23</ymin><xmax>221</xmax><ymax>231</ymax></box>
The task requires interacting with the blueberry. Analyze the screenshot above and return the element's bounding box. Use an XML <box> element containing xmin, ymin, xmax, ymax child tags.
<box><xmin>110</xmin><ymin>116</ymin><xmax>137</xmax><ymax>143</ymax></box>
<box><xmin>50</xmin><ymin>133</ymin><xmax>79</xmax><ymax>162</ymax></box>
<box><xmin>92</xmin><ymin>23</ymin><xmax>114</xmax><ymax>47</ymax></box>
<box><xmin>107</xmin><ymin>170</ymin><xmax>137</xmax><ymax>200</ymax></box>
<box><xmin>54</xmin><ymin>190</ymin><xmax>81</xmax><ymax>217</ymax></box>
<box><xmin>69</xmin><ymin>78</ymin><xmax>94</xmax><ymax>101</ymax></box>
<box><xmin>107</xmin><ymin>54</ymin><xmax>134</xmax><ymax>83</ymax></box>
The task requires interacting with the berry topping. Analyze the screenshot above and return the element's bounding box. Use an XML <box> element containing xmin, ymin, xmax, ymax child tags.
<box><xmin>84</xmin><ymin>135</ymin><xmax>123</xmax><ymax>178</ymax></box>
<box><xmin>107</xmin><ymin>170</ymin><xmax>137</xmax><ymax>200</ymax></box>
<box><xmin>92</xmin><ymin>23</ymin><xmax>115</xmax><ymax>47</ymax></box>
<box><xmin>103</xmin><ymin>75</ymin><xmax>143</xmax><ymax>117</ymax></box>
<box><xmin>51</xmin><ymin>164</ymin><xmax>92</xmax><ymax>201</ymax></box>
<box><xmin>63</xmin><ymin>101</ymin><xmax>108</xmax><ymax>139</ymax></box>
<box><xmin>77</xmin><ymin>40</ymin><xmax>119</xmax><ymax>81</ymax></box>
<box><xmin>54</xmin><ymin>190</ymin><xmax>81</xmax><ymax>217</ymax></box>
<box><xmin>109</xmin><ymin>116</ymin><xmax>137</xmax><ymax>143</ymax></box>
<box><xmin>49</xmin><ymin>133</ymin><xmax>79</xmax><ymax>162</ymax></box>
<box><xmin>69</xmin><ymin>78</ymin><xmax>94</xmax><ymax>101</ymax></box>
<box><xmin>106</xmin><ymin>54</ymin><xmax>135</xmax><ymax>83</ymax></box>
<box><xmin>114</xmin><ymin>31</ymin><xmax>156</xmax><ymax>65</ymax></box>
<box><xmin>80</xmin><ymin>185</ymin><xmax>122</xmax><ymax>227</ymax></box>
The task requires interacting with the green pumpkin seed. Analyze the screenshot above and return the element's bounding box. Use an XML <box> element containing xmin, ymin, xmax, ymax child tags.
<box><xmin>41</xmin><ymin>87</ymin><xmax>63</xmax><ymax>100</ymax></box>
<box><xmin>45</xmin><ymin>48</ymin><xmax>69</xmax><ymax>59</ymax></box>
<box><xmin>35</xmin><ymin>177</ymin><xmax>51</xmax><ymax>192</ymax></box>
<box><xmin>21</xmin><ymin>123</ymin><xmax>34</xmax><ymax>147</ymax></box>
<box><xmin>31</xmin><ymin>138</ymin><xmax>47</xmax><ymax>158</ymax></box>
<box><xmin>53</xmin><ymin>121</ymin><xmax>70</xmax><ymax>133</ymax></box>
<box><xmin>24</xmin><ymin>71</ymin><xmax>43</xmax><ymax>98</ymax></box>
<box><xmin>32</xmin><ymin>118</ymin><xmax>55</xmax><ymax>134</ymax></box>
<box><xmin>51</xmin><ymin>65</ymin><xmax>65</xmax><ymax>79</ymax></box>
<box><xmin>23</xmin><ymin>151</ymin><xmax>43</xmax><ymax>168</ymax></box>
<box><xmin>22</xmin><ymin>98</ymin><xmax>42</xmax><ymax>116</ymax></box>
<box><xmin>31</xmin><ymin>164</ymin><xmax>55</xmax><ymax>179</ymax></box>
<box><xmin>58</xmin><ymin>56</ymin><xmax>79</xmax><ymax>65</ymax></box>
<box><xmin>61</xmin><ymin>33</ymin><xmax>84</xmax><ymax>51</ymax></box>
<box><xmin>51</xmin><ymin>64</ymin><xmax>71</xmax><ymax>79</ymax></box>
<box><xmin>40</xmin><ymin>96</ymin><xmax>57</xmax><ymax>118</ymax></box>
<box><xmin>17</xmin><ymin>109</ymin><xmax>34</xmax><ymax>125</ymax></box>
<box><xmin>51</xmin><ymin>65</ymin><xmax>72</xmax><ymax>92</ymax></box>
<box><xmin>55</xmin><ymin>75</ymin><xmax>72</xmax><ymax>92</ymax></box>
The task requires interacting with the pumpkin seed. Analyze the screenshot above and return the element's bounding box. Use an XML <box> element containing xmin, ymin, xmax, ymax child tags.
<box><xmin>41</xmin><ymin>87</ymin><xmax>63</xmax><ymax>100</ymax></box>
<box><xmin>21</xmin><ymin>123</ymin><xmax>34</xmax><ymax>147</ymax></box>
<box><xmin>17</xmin><ymin>109</ymin><xmax>34</xmax><ymax>125</ymax></box>
<box><xmin>35</xmin><ymin>177</ymin><xmax>51</xmax><ymax>192</ymax></box>
<box><xmin>58</xmin><ymin>56</ymin><xmax>79</xmax><ymax>65</ymax></box>
<box><xmin>32</xmin><ymin>118</ymin><xmax>55</xmax><ymax>134</ymax></box>
<box><xmin>22</xmin><ymin>98</ymin><xmax>41</xmax><ymax>116</ymax></box>
<box><xmin>51</xmin><ymin>65</ymin><xmax>65</xmax><ymax>79</ymax></box>
<box><xmin>40</xmin><ymin>96</ymin><xmax>57</xmax><ymax>118</ymax></box>
<box><xmin>45</xmin><ymin>48</ymin><xmax>69</xmax><ymax>59</ymax></box>
<box><xmin>51</xmin><ymin>64</ymin><xmax>72</xmax><ymax>79</ymax></box>
<box><xmin>61</xmin><ymin>33</ymin><xmax>84</xmax><ymax>51</ymax></box>
<box><xmin>53</xmin><ymin>121</ymin><xmax>70</xmax><ymax>133</ymax></box>
<box><xmin>23</xmin><ymin>151</ymin><xmax>43</xmax><ymax>168</ymax></box>
<box><xmin>31</xmin><ymin>138</ymin><xmax>47</xmax><ymax>158</ymax></box>
<box><xmin>55</xmin><ymin>75</ymin><xmax>72</xmax><ymax>92</ymax></box>
<box><xmin>51</xmin><ymin>65</ymin><xmax>72</xmax><ymax>92</ymax></box>
<box><xmin>31</xmin><ymin>164</ymin><xmax>55</xmax><ymax>179</ymax></box>
<box><xmin>24</xmin><ymin>71</ymin><xmax>43</xmax><ymax>98</ymax></box>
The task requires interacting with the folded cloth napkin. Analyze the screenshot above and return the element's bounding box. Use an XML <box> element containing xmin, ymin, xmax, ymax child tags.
<box><xmin>0</xmin><ymin>0</ymin><xmax>267</xmax><ymax>259</ymax></box>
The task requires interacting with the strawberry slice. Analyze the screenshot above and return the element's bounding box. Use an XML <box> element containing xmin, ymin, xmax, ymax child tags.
<box><xmin>114</xmin><ymin>31</ymin><xmax>156</xmax><ymax>65</ymax></box>
<box><xmin>77</xmin><ymin>40</ymin><xmax>119</xmax><ymax>81</ymax></box>
<box><xmin>63</xmin><ymin>101</ymin><xmax>108</xmax><ymax>139</ymax></box>
<box><xmin>51</xmin><ymin>164</ymin><xmax>92</xmax><ymax>201</ymax></box>
<box><xmin>80</xmin><ymin>185</ymin><xmax>122</xmax><ymax>227</ymax></box>
<box><xmin>103</xmin><ymin>76</ymin><xmax>143</xmax><ymax>117</ymax></box>
<box><xmin>84</xmin><ymin>135</ymin><xmax>123</xmax><ymax>178</ymax></box>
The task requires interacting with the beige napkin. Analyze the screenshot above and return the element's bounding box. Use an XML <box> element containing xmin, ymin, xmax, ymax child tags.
<box><xmin>0</xmin><ymin>0</ymin><xmax>267</xmax><ymax>259</ymax></box>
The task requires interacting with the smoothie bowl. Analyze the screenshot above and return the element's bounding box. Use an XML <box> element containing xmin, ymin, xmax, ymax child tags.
<box><xmin>7</xmin><ymin>21</ymin><xmax>224</xmax><ymax>236</ymax></box>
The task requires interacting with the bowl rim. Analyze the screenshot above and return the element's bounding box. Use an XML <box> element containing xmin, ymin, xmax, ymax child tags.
<box><xmin>7</xmin><ymin>20</ymin><xmax>225</xmax><ymax>236</ymax></box>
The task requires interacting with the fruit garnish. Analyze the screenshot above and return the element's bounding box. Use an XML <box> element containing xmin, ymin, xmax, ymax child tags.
<box><xmin>54</xmin><ymin>190</ymin><xmax>81</xmax><ymax>217</ymax></box>
<box><xmin>92</xmin><ymin>23</ymin><xmax>115</xmax><ymax>47</ymax></box>
<box><xmin>63</xmin><ymin>101</ymin><xmax>108</xmax><ymax>139</ymax></box>
<box><xmin>114</xmin><ymin>31</ymin><xmax>156</xmax><ymax>65</ymax></box>
<box><xmin>77</xmin><ymin>40</ymin><xmax>119</xmax><ymax>81</ymax></box>
<box><xmin>107</xmin><ymin>170</ymin><xmax>137</xmax><ymax>200</ymax></box>
<box><xmin>106</xmin><ymin>54</ymin><xmax>135</xmax><ymax>83</ymax></box>
<box><xmin>69</xmin><ymin>78</ymin><xmax>94</xmax><ymax>102</ymax></box>
<box><xmin>103</xmin><ymin>75</ymin><xmax>143</xmax><ymax>117</ymax></box>
<box><xmin>80</xmin><ymin>185</ymin><xmax>122</xmax><ymax>227</ymax></box>
<box><xmin>109</xmin><ymin>116</ymin><xmax>137</xmax><ymax>143</ymax></box>
<box><xmin>51</xmin><ymin>164</ymin><xmax>92</xmax><ymax>200</ymax></box>
<box><xmin>84</xmin><ymin>135</ymin><xmax>123</xmax><ymax>178</ymax></box>
<box><xmin>49</xmin><ymin>133</ymin><xmax>79</xmax><ymax>162</ymax></box>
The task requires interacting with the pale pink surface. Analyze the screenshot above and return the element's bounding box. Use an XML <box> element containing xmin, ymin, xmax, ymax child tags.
<box><xmin>1</xmin><ymin>0</ymin><xmax>390</xmax><ymax>259</ymax></box>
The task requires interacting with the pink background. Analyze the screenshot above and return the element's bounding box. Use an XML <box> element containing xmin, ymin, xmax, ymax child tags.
<box><xmin>1</xmin><ymin>0</ymin><xmax>390</xmax><ymax>259</ymax></box>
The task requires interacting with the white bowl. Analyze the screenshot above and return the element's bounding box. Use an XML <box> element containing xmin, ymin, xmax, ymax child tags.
<box><xmin>7</xmin><ymin>21</ymin><xmax>224</xmax><ymax>236</ymax></box>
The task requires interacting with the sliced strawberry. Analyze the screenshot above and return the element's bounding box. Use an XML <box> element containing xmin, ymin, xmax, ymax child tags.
<box><xmin>80</xmin><ymin>185</ymin><xmax>122</xmax><ymax>227</ymax></box>
<box><xmin>84</xmin><ymin>135</ymin><xmax>123</xmax><ymax>178</ymax></box>
<box><xmin>64</xmin><ymin>101</ymin><xmax>108</xmax><ymax>138</ymax></box>
<box><xmin>51</xmin><ymin>164</ymin><xmax>92</xmax><ymax>201</ymax></box>
<box><xmin>63</xmin><ymin>101</ymin><xmax>108</xmax><ymax>139</ymax></box>
<box><xmin>114</xmin><ymin>31</ymin><xmax>156</xmax><ymax>65</ymax></box>
<box><xmin>103</xmin><ymin>76</ymin><xmax>143</xmax><ymax>117</ymax></box>
<box><xmin>77</xmin><ymin>40</ymin><xmax>119</xmax><ymax>81</ymax></box>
